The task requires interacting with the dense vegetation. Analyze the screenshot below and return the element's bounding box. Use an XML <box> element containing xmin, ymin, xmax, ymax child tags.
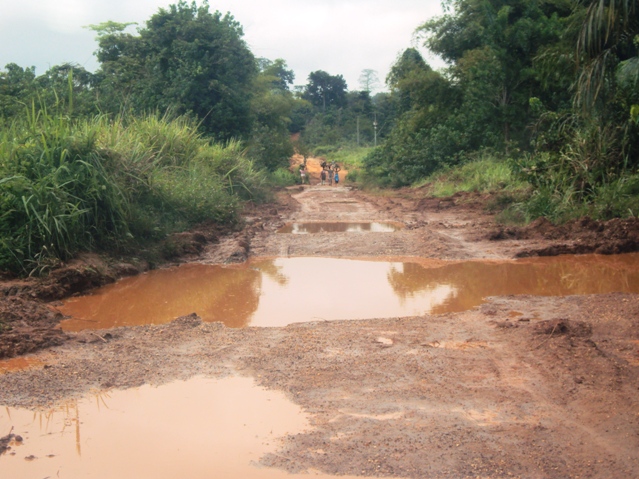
<box><xmin>0</xmin><ymin>1</ymin><xmax>287</xmax><ymax>274</ymax></box>
<box><xmin>1</xmin><ymin>0</ymin><xmax>637</xmax><ymax>274</ymax></box>
<box><xmin>358</xmin><ymin>0</ymin><xmax>639</xmax><ymax>222</ymax></box>
<box><xmin>0</xmin><ymin>108</ymin><xmax>266</xmax><ymax>274</ymax></box>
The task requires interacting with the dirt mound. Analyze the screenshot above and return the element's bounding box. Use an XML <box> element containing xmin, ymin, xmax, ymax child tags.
<box><xmin>0</xmin><ymin>297</ymin><xmax>68</xmax><ymax>359</ymax></box>
<box><xmin>488</xmin><ymin>216</ymin><xmax>639</xmax><ymax>256</ymax></box>
<box><xmin>533</xmin><ymin>318</ymin><xmax>592</xmax><ymax>337</ymax></box>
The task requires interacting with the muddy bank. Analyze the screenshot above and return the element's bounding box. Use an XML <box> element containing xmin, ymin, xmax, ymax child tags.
<box><xmin>3</xmin><ymin>183</ymin><xmax>639</xmax><ymax>360</ymax></box>
<box><xmin>0</xmin><ymin>201</ymin><xmax>288</xmax><ymax>360</ymax></box>
<box><xmin>1</xmin><ymin>293</ymin><xmax>638</xmax><ymax>478</ymax></box>
<box><xmin>2</xmin><ymin>164</ymin><xmax>639</xmax><ymax>478</ymax></box>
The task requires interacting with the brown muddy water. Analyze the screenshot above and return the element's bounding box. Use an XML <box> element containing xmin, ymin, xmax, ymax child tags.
<box><xmin>0</xmin><ymin>376</ymin><xmax>365</xmax><ymax>479</ymax></box>
<box><xmin>0</xmin><ymin>357</ymin><xmax>44</xmax><ymax>374</ymax></box>
<box><xmin>59</xmin><ymin>254</ymin><xmax>639</xmax><ymax>331</ymax></box>
<box><xmin>277</xmin><ymin>222</ymin><xmax>403</xmax><ymax>234</ymax></box>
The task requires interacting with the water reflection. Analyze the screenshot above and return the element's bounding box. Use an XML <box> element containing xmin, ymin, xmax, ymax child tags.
<box><xmin>387</xmin><ymin>255</ymin><xmax>639</xmax><ymax>314</ymax></box>
<box><xmin>58</xmin><ymin>254</ymin><xmax>639</xmax><ymax>331</ymax></box>
<box><xmin>278</xmin><ymin>222</ymin><xmax>403</xmax><ymax>234</ymax></box>
<box><xmin>0</xmin><ymin>377</ymin><xmax>319</xmax><ymax>479</ymax></box>
<box><xmin>60</xmin><ymin>263</ymin><xmax>261</xmax><ymax>331</ymax></box>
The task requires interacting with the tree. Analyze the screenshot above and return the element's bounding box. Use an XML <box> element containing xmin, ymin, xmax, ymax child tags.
<box><xmin>92</xmin><ymin>1</ymin><xmax>257</xmax><ymax>140</ymax></box>
<box><xmin>419</xmin><ymin>0</ymin><xmax>568</xmax><ymax>149</ymax></box>
<box><xmin>0</xmin><ymin>64</ymin><xmax>36</xmax><ymax>118</ymax></box>
<box><xmin>36</xmin><ymin>64</ymin><xmax>98</xmax><ymax>117</ymax></box>
<box><xmin>358</xmin><ymin>69</ymin><xmax>380</xmax><ymax>93</ymax></box>
<box><xmin>258</xmin><ymin>58</ymin><xmax>295</xmax><ymax>90</ymax></box>
<box><xmin>248</xmin><ymin>59</ymin><xmax>299</xmax><ymax>170</ymax></box>
<box><xmin>576</xmin><ymin>0</ymin><xmax>639</xmax><ymax>109</ymax></box>
<box><xmin>302</xmin><ymin>71</ymin><xmax>348</xmax><ymax>111</ymax></box>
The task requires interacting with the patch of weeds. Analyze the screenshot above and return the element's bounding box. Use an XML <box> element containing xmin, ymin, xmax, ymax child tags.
<box><xmin>495</xmin><ymin>206</ymin><xmax>527</xmax><ymax>225</ymax></box>
<box><xmin>160</xmin><ymin>240</ymin><xmax>179</xmax><ymax>260</ymax></box>
<box><xmin>486</xmin><ymin>193</ymin><xmax>519</xmax><ymax>213</ymax></box>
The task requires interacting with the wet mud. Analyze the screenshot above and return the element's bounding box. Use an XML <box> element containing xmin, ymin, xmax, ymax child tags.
<box><xmin>1</xmin><ymin>155</ymin><xmax>639</xmax><ymax>478</ymax></box>
<box><xmin>277</xmin><ymin>221</ymin><xmax>403</xmax><ymax>234</ymax></box>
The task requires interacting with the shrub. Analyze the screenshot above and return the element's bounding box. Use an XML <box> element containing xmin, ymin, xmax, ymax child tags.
<box><xmin>0</xmin><ymin>109</ymin><xmax>268</xmax><ymax>274</ymax></box>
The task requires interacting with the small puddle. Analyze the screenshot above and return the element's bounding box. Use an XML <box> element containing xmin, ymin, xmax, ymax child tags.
<box><xmin>277</xmin><ymin>222</ymin><xmax>403</xmax><ymax>234</ymax></box>
<box><xmin>0</xmin><ymin>357</ymin><xmax>44</xmax><ymax>374</ymax></box>
<box><xmin>0</xmin><ymin>376</ymin><xmax>355</xmax><ymax>479</ymax></box>
<box><xmin>58</xmin><ymin>254</ymin><xmax>639</xmax><ymax>331</ymax></box>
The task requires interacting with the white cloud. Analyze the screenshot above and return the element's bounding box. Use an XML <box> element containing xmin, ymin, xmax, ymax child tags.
<box><xmin>0</xmin><ymin>0</ymin><xmax>444</xmax><ymax>89</ymax></box>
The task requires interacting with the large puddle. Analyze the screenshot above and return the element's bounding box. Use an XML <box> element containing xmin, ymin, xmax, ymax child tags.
<box><xmin>0</xmin><ymin>376</ymin><xmax>360</xmax><ymax>479</ymax></box>
<box><xmin>58</xmin><ymin>254</ymin><xmax>639</xmax><ymax>331</ymax></box>
<box><xmin>277</xmin><ymin>222</ymin><xmax>403</xmax><ymax>233</ymax></box>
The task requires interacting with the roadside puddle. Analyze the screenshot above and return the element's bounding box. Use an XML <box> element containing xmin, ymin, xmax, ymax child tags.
<box><xmin>0</xmin><ymin>376</ymin><xmax>360</xmax><ymax>479</ymax></box>
<box><xmin>277</xmin><ymin>222</ymin><xmax>403</xmax><ymax>233</ymax></box>
<box><xmin>0</xmin><ymin>357</ymin><xmax>44</xmax><ymax>374</ymax></box>
<box><xmin>58</xmin><ymin>254</ymin><xmax>639</xmax><ymax>331</ymax></box>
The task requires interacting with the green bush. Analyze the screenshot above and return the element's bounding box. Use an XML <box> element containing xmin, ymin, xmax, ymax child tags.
<box><xmin>424</xmin><ymin>156</ymin><xmax>527</xmax><ymax>197</ymax></box>
<box><xmin>268</xmin><ymin>167</ymin><xmax>297</xmax><ymax>187</ymax></box>
<box><xmin>0</xmin><ymin>109</ymin><xmax>268</xmax><ymax>274</ymax></box>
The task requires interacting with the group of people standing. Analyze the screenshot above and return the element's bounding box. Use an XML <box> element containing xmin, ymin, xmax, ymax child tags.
<box><xmin>298</xmin><ymin>159</ymin><xmax>341</xmax><ymax>186</ymax></box>
<box><xmin>320</xmin><ymin>160</ymin><xmax>341</xmax><ymax>186</ymax></box>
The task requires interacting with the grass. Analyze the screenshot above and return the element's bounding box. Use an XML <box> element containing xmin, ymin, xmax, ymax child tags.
<box><xmin>417</xmin><ymin>157</ymin><xmax>528</xmax><ymax>197</ymax></box>
<box><xmin>327</xmin><ymin>146</ymin><xmax>374</xmax><ymax>168</ymax></box>
<box><xmin>0</xmin><ymin>108</ymin><xmax>269</xmax><ymax>275</ymax></box>
<box><xmin>502</xmin><ymin>174</ymin><xmax>639</xmax><ymax>224</ymax></box>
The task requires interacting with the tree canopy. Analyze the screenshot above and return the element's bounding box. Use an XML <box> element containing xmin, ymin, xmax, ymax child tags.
<box><xmin>93</xmin><ymin>1</ymin><xmax>257</xmax><ymax>140</ymax></box>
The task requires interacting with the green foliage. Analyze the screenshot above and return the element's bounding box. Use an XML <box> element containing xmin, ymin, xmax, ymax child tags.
<box><xmin>93</xmin><ymin>1</ymin><xmax>257</xmax><ymax>140</ymax></box>
<box><xmin>246</xmin><ymin>60</ymin><xmax>298</xmax><ymax>170</ymax></box>
<box><xmin>362</xmin><ymin>111</ymin><xmax>469</xmax><ymax>187</ymax></box>
<box><xmin>0</xmin><ymin>111</ymin><xmax>129</xmax><ymax>273</ymax></box>
<box><xmin>0</xmin><ymin>64</ymin><xmax>36</xmax><ymax>118</ymax></box>
<box><xmin>329</xmin><ymin>146</ymin><xmax>374</xmax><ymax>168</ymax></box>
<box><xmin>268</xmin><ymin>167</ymin><xmax>298</xmax><ymax>187</ymax></box>
<box><xmin>0</xmin><ymin>108</ymin><xmax>267</xmax><ymax>275</ymax></box>
<box><xmin>302</xmin><ymin>71</ymin><xmax>348</xmax><ymax>111</ymax></box>
<box><xmin>424</xmin><ymin>156</ymin><xmax>528</xmax><ymax>197</ymax></box>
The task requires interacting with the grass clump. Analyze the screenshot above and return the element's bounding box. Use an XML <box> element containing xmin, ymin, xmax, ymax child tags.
<box><xmin>503</xmin><ymin>175</ymin><xmax>639</xmax><ymax>224</ymax></box>
<box><xmin>419</xmin><ymin>156</ymin><xmax>528</xmax><ymax>197</ymax></box>
<box><xmin>268</xmin><ymin>167</ymin><xmax>298</xmax><ymax>187</ymax></box>
<box><xmin>0</xmin><ymin>109</ymin><xmax>268</xmax><ymax>275</ymax></box>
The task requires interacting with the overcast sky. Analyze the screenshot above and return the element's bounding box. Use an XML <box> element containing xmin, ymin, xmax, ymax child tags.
<box><xmin>0</xmin><ymin>0</ymin><xmax>445</xmax><ymax>91</ymax></box>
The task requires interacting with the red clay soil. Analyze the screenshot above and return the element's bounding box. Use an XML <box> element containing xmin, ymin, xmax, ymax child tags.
<box><xmin>1</xmin><ymin>164</ymin><xmax>639</xmax><ymax>478</ymax></box>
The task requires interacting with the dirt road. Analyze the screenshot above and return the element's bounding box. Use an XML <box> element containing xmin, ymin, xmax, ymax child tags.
<box><xmin>1</xmin><ymin>168</ymin><xmax>639</xmax><ymax>478</ymax></box>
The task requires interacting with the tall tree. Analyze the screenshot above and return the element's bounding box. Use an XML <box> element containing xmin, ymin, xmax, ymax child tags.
<box><xmin>302</xmin><ymin>71</ymin><xmax>348</xmax><ymax>111</ymax></box>
<box><xmin>358</xmin><ymin>69</ymin><xmax>380</xmax><ymax>93</ymax></box>
<box><xmin>92</xmin><ymin>1</ymin><xmax>257</xmax><ymax>140</ymax></box>
<box><xmin>419</xmin><ymin>0</ymin><xmax>567</xmax><ymax>148</ymax></box>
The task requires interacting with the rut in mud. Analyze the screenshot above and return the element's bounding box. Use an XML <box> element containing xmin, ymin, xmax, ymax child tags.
<box><xmin>1</xmin><ymin>156</ymin><xmax>639</xmax><ymax>479</ymax></box>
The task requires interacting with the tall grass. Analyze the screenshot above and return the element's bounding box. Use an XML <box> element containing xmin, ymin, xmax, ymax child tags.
<box><xmin>0</xmin><ymin>109</ymin><xmax>268</xmax><ymax>274</ymax></box>
<box><xmin>418</xmin><ymin>157</ymin><xmax>528</xmax><ymax>197</ymax></box>
<box><xmin>507</xmin><ymin>175</ymin><xmax>639</xmax><ymax>223</ymax></box>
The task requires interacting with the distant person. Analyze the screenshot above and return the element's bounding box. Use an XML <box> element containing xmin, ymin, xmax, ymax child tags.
<box><xmin>327</xmin><ymin>164</ymin><xmax>333</xmax><ymax>186</ymax></box>
<box><xmin>320</xmin><ymin>168</ymin><xmax>327</xmax><ymax>185</ymax></box>
<box><xmin>299</xmin><ymin>163</ymin><xmax>308</xmax><ymax>184</ymax></box>
<box><xmin>333</xmin><ymin>164</ymin><xmax>341</xmax><ymax>185</ymax></box>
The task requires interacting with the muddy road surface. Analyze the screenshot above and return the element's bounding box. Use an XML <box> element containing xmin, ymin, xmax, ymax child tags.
<box><xmin>1</xmin><ymin>159</ymin><xmax>639</xmax><ymax>478</ymax></box>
